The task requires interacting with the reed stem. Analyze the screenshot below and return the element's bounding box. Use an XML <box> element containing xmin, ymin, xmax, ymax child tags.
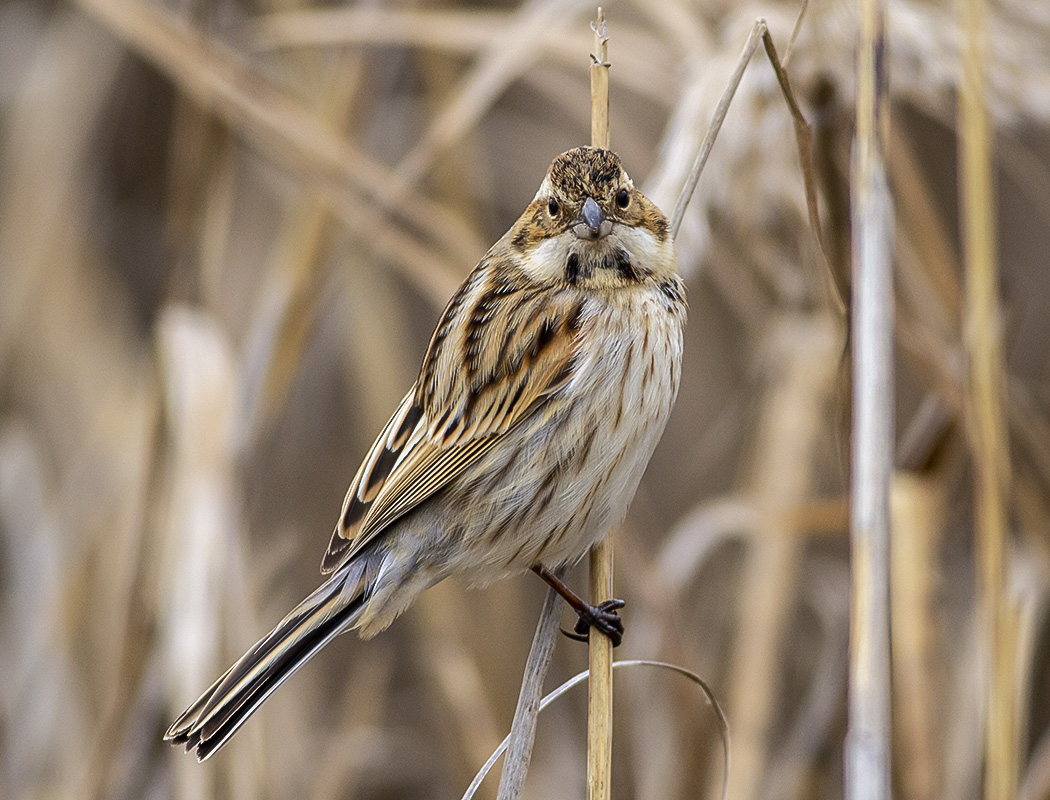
<box><xmin>587</xmin><ymin>9</ymin><xmax>613</xmax><ymax>800</ymax></box>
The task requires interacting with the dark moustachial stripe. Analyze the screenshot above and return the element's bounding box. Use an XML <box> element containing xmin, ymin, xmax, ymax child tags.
<box><xmin>614</xmin><ymin>246</ymin><xmax>637</xmax><ymax>281</ymax></box>
<box><xmin>566</xmin><ymin>253</ymin><xmax>580</xmax><ymax>284</ymax></box>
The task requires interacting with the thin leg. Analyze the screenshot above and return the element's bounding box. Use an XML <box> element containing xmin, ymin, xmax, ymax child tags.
<box><xmin>531</xmin><ymin>565</ymin><xmax>625</xmax><ymax>647</ymax></box>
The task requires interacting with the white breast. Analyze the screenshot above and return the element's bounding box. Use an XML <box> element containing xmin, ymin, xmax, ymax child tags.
<box><xmin>439</xmin><ymin>283</ymin><xmax>685</xmax><ymax>584</ymax></box>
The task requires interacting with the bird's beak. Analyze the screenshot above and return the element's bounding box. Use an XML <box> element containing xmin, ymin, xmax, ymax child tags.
<box><xmin>573</xmin><ymin>197</ymin><xmax>612</xmax><ymax>240</ymax></box>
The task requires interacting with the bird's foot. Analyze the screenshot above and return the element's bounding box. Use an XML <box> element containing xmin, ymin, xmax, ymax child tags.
<box><xmin>561</xmin><ymin>598</ymin><xmax>625</xmax><ymax>647</ymax></box>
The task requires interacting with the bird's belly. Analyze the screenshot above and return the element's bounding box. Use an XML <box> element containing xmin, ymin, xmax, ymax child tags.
<box><xmin>438</xmin><ymin>292</ymin><xmax>684</xmax><ymax>585</ymax></box>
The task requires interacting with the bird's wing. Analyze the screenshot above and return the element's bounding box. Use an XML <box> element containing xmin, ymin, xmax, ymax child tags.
<box><xmin>321</xmin><ymin>277</ymin><xmax>583</xmax><ymax>574</ymax></box>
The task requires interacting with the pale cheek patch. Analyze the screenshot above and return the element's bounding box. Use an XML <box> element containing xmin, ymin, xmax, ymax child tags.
<box><xmin>613</xmin><ymin>227</ymin><xmax>676</xmax><ymax>277</ymax></box>
<box><xmin>523</xmin><ymin>226</ymin><xmax>676</xmax><ymax>286</ymax></box>
<box><xmin>525</xmin><ymin>236</ymin><xmax>577</xmax><ymax>283</ymax></box>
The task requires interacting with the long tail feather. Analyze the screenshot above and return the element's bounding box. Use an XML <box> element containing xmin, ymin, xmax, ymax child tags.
<box><xmin>165</xmin><ymin>561</ymin><xmax>370</xmax><ymax>760</ymax></box>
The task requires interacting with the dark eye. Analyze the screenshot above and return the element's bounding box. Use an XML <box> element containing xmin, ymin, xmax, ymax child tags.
<box><xmin>547</xmin><ymin>197</ymin><xmax>560</xmax><ymax>217</ymax></box>
<box><xmin>615</xmin><ymin>188</ymin><xmax>630</xmax><ymax>208</ymax></box>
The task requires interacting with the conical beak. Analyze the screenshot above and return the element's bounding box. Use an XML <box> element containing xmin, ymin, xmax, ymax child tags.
<box><xmin>573</xmin><ymin>197</ymin><xmax>611</xmax><ymax>240</ymax></box>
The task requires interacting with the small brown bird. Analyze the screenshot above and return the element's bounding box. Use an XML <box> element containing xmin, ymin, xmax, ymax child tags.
<box><xmin>166</xmin><ymin>146</ymin><xmax>686</xmax><ymax>760</ymax></box>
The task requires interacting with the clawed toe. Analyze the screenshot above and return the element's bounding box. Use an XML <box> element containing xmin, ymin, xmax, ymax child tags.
<box><xmin>560</xmin><ymin>626</ymin><xmax>590</xmax><ymax>643</ymax></box>
<box><xmin>568</xmin><ymin>598</ymin><xmax>625</xmax><ymax>647</ymax></box>
<box><xmin>531</xmin><ymin>567</ymin><xmax>627</xmax><ymax>647</ymax></box>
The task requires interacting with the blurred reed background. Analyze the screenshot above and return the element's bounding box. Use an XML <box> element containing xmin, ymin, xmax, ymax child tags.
<box><xmin>1</xmin><ymin>0</ymin><xmax>1049</xmax><ymax>798</ymax></box>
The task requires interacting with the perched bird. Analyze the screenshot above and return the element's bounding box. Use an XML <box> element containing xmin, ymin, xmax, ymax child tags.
<box><xmin>166</xmin><ymin>146</ymin><xmax>686</xmax><ymax>760</ymax></box>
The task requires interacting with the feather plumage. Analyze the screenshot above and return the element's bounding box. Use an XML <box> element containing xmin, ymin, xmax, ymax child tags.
<box><xmin>167</xmin><ymin>146</ymin><xmax>686</xmax><ymax>760</ymax></box>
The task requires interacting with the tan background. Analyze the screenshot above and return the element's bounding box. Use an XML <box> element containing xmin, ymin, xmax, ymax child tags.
<box><xmin>2</xmin><ymin>0</ymin><xmax>1049</xmax><ymax>798</ymax></box>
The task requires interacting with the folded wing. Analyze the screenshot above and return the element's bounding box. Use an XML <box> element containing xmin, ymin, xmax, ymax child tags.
<box><xmin>321</xmin><ymin>275</ymin><xmax>583</xmax><ymax>574</ymax></box>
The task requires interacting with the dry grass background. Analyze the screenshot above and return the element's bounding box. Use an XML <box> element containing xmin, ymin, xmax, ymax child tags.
<box><xmin>1</xmin><ymin>0</ymin><xmax>1050</xmax><ymax>798</ymax></box>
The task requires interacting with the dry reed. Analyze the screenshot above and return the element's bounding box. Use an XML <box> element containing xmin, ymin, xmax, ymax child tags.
<box><xmin>958</xmin><ymin>0</ymin><xmax>1016</xmax><ymax>797</ymax></box>
<box><xmin>846</xmin><ymin>0</ymin><xmax>893</xmax><ymax>798</ymax></box>
<box><xmin>586</xmin><ymin>10</ymin><xmax>614</xmax><ymax>800</ymax></box>
<box><xmin>2</xmin><ymin>1</ymin><xmax>1049</xmax><ymax>799</ymax></box>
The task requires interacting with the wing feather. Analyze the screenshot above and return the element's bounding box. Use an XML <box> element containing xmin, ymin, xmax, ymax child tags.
<box><xmin>321</xmin><ymin>268</ymin><xmax>584</xmax><ymax>574</ymax></box>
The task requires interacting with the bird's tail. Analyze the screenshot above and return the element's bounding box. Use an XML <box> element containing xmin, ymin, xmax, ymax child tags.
<box><xmin>165</xmin><ymin>558</ymin><xmax>372</xmax><ymax>761</ymax></box>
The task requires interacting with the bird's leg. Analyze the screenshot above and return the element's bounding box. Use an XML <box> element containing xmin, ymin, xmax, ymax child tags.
<box><xmin>531</xmin><ymin>565</ymin><xmax>624</xmax><ymax>647</ymax></box>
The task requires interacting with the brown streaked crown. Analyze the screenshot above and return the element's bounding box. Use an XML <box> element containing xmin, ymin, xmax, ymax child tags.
<box><xmin>546</xmin><ymin>147</ymin><xmax>625</xmax><ymax>203</ymax></box>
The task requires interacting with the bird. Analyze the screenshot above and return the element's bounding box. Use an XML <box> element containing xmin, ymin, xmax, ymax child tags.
<box><xmin>165</xmin><ymin>146</ymin><xmax>686</xmax><ymax>761</ymax></box>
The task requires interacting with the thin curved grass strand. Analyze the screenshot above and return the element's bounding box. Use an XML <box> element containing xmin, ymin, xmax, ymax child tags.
<box><xmin>460</xmin><ymin>659</ymin><xmax>730</xmax><ymax>800</ymax></box>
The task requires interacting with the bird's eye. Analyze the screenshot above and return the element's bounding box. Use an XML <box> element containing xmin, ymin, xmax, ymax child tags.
<box><xmin>615</xmin><ymin>188</ymin><xmax>630</xmax><ymax>209</ymax></box>
<box><xmin>547</xmin><ymin>197</ymin><xmax>560</xmax><ymax>217</ymax></box>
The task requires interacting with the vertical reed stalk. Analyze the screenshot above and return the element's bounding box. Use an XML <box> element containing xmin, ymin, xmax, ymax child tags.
<box><xmin>587</xmin><ymin>10</ymin><xmax>613</xmax><ymax>800</ymax></box>
<box><xmin>846</xmin><ymin>0</ymin><xmax>893</xmax><ymax>797</ymax></box>
<box><xmin>495</xmin><ymin>583</ymin><xmax>565</xmax><ymax>800</ymax></box>
<box><xmin>890</xmin><ymin>471</ymin><xmax>946</xmax><ymax>800</ymax></box>
<box><xmin>722</xmin><ymin>316</ymin><xmax>840</xmax><ymax>800</ymax></box>
<box><xmin>958</xmin><ymin>0</ymin><xmax>1015</xmax><ymax>796</ymax></box>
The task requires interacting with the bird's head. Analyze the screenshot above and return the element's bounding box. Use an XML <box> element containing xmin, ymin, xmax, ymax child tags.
<box><xmin>504</xmin><ymin>147</ymin><xmax>677</xmax><ymax>289</ymax></box>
